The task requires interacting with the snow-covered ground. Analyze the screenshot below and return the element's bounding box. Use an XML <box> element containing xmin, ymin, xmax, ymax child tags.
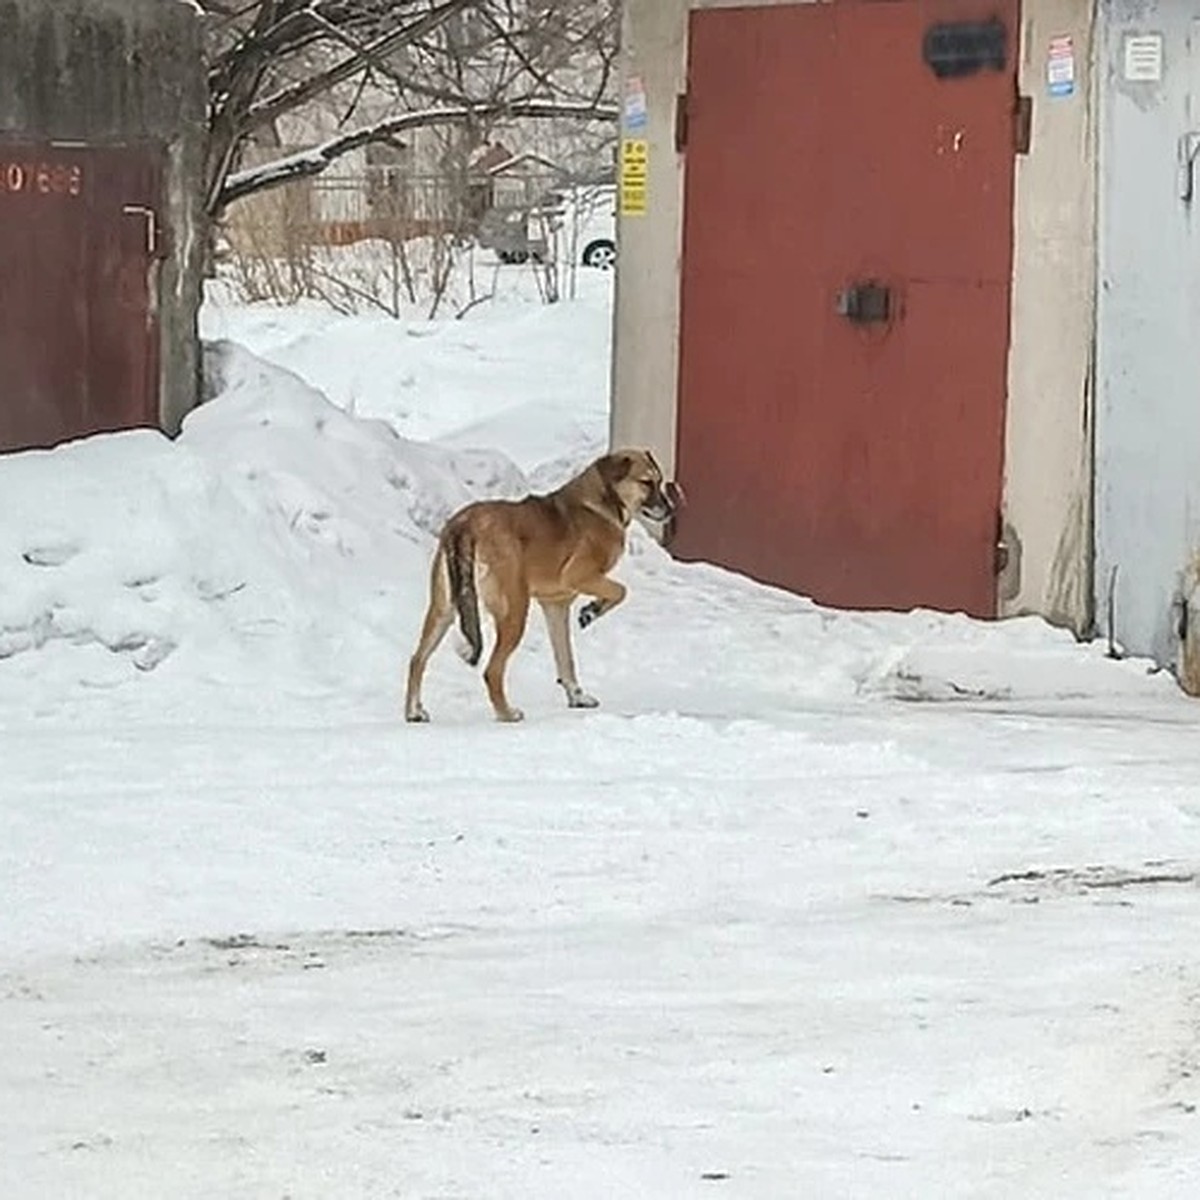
<box><xmin>4</xmin><ymin>268</ymin><xmax>1200</xmax><ymax>1198</ymax></box>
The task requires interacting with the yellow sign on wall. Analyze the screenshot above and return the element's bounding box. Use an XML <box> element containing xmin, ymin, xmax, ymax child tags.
<box><xmin>620</xmin><ymin>138</ymin><xmax>648</xmax><ymax>216</ymax></box>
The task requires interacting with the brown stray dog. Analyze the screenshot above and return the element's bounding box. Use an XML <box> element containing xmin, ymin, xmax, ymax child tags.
<box><xmin>405</xmin><ymin>449</ymin><xmax>680</xmax><ymax>723</ymax></box>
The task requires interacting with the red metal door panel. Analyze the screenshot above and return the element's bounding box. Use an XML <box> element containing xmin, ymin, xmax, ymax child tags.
<box><xmin>673</xmin><ymin>0</ymin><xmax>1018</xmax><ymax>618</ymax></box>
<box><xmin>0</xmin><ymin>144</ymin><xmax>162</xmax><ymax>452</ymax></box>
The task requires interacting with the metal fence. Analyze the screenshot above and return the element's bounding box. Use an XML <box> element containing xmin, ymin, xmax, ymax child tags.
<box><xmin>224</xmin><ymin>165</ymin><xmax>573</xmax><ymax>253</ymax></box>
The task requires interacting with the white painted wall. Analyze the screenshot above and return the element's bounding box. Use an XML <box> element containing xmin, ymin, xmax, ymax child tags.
<box><xmin>1095</xmin><ymin>0</ymin><xmax>1200</xmax><ymax>671</ymax></box>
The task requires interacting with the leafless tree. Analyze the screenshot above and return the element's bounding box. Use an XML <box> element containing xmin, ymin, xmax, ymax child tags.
<box><xmin>198</xmin><ymin>0</ymin><xmax>619</xmax><ymax>222</ymax></box>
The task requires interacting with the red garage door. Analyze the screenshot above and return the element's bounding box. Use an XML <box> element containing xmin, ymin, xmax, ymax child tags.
<box><xmin>673</xmin><ymin>1</ymin><xmax>1019</xmax><ymax>618</ymax></box>
<box><xmin>0</xmin><ymin>143</ymin><xmax>162</xmax><ymax>452</ymax></box>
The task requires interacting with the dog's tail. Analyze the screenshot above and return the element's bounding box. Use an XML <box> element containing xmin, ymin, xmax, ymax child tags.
<box><xmin>444</xmin><ymin>522</ymin><xmax>482</xmax><ymax>667</ymax></box>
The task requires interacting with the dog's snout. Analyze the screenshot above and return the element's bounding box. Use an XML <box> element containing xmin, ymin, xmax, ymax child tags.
<box><xmin>641</xmin><ymin>478</ymin><xmax>683</xmax><ymax>522</ymax></box>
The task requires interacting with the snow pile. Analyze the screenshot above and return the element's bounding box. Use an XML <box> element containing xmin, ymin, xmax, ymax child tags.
<box><xmin>6</xmin><ymin>283</ymin><xmax>1200</xmax><ymax>1200</ymax></box>
<box><xmin>598</xmin><ymin>542</ymin><xmax>1174</xmax><ymax>712</ymax></box>
<box><xmin>862</xmin><ymin>612</ymin><xmax>1168</xmax><ymax>703</ymax></box>
<box><xmin>197</xmin><ymin>278</ymin><xmax>1174</xmax><ymax>712</ymax></box>
<box><xmin>200</xmin><ymin>268</ymin><xmax>613</xmax><ymax>474</ymax></box>
<box><xmin>0</xmin><ymin>344</ymin><xmax>526</xmax><ymax>715</ymax></box>
<box><xmin>0</xmin><ymin>319</ymin><xmax>1178</xmax><ymax>722</ymax></box>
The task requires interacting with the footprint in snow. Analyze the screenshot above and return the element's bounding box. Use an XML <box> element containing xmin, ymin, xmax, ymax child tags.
<box><xmin>21</xmin><ymin>542</ymin><xmax>80</xmax><ymax>568</ymax></box>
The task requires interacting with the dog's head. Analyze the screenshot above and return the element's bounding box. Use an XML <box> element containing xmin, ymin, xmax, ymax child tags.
<box><xmin>596</xmin><ymin>448</ymin><xmax>683</xmax><ymax>523</ymax></box>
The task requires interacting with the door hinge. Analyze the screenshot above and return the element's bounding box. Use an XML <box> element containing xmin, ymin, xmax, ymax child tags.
<box><xmin>674</xmin><ymin>92</ymin><xmax>689</xmax><ymax>153</ymax></box>
<box><xmin>994</xmin><ymin>511</ymin><xmax>1010</xmax><ymax>576</ymax></box>
<box><xmin>1014</xmin><ymin>94</ymin><xmax>1033</xmax><ymax>155</ymax></box>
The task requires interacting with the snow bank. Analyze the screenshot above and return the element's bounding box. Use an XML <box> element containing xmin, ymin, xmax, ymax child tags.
<box><xmin>0</xmin><ymin>344</ymin><xmax>527</xmax><ymax>715</ymax></box>
<box><xmin>196</xmin><ymin>284</ymin><xmax>1175</xmax><ymax>712</ymax></box>
<box><xmin>601</xmin><ymin>539</ymin><xmax>1173</xmax><ymax>712</ymax></box>
<box><xmin>200</xmin><ymin>269</ymin><xmax>613</xmax><ymax>473</ymax></box>
<box><xmin>0</xmin><ymin>330</ymin><xmax>1176</xmax><ymax>724</ymax></box>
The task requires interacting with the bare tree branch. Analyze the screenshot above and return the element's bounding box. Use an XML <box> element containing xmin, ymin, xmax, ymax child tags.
<box><xmin>244</xmin><ymin>0</ymin><xmax>476</xmax><ymax>133</ymax></box>
<box><xmin>221</xmin><ymin>98</ymin><xmax>619</xmax><ymax>207</ymax></box>
<box><xmin>200</xmin><ymin>0</ymin><xmax>619</xmax><ymax>221</ymax></box>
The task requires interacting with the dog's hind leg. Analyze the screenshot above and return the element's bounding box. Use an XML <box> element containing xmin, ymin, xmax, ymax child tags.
<box><xmin>405</xmin><ymin>549</ymin><xmax>454</xmax><ymax>723</ymax></box>
<box><xmin>576</xmin><ymin>576</ymin><xmax>628</xmax><ymax>630</ymax></box>
<box><xmin>483</xmin><ymin>585</ymin><xmax>529</xmax><ymax>723</ymax></box>
<box><xmin>540</xmin><ymin>600</ymin><xmax>599</xmax><ymax>709</ymax></box>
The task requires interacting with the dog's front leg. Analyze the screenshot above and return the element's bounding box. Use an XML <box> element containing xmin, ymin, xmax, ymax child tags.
<box><xmin>540</xmin><ymin>600</ymin><xmax>599</xmax><ymax>709</ymax></box>
<box><xmin>577</xmin><ymin>576</ymin><xmax>627</xmax><ymax>630</ymax></box>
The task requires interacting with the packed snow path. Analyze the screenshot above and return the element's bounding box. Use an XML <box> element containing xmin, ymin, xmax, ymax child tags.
<box><xmin>3</xmin><ymin>273</ymin><xmax>1200</xmax><ymax>1197</ymax></box>
<box><xmin>3</xmin><ymin>698</ymin><xmax>1200</xmax><ymax>1199</ymax></box>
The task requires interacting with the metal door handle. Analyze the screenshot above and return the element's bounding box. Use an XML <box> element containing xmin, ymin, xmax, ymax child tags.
<box><xmin>1179</xmin><ymin>133</ymin><xmax>1200</xmax><ymax>201</ymax></box>
<box><xmin>836</xmin><ymin>281</ymin><xmax>891</xmax><ymax>324</ymax></box>
<box><xmin>122</xmin><ymin>204</ymin><xmax>158</xmax><ymax>254</ymax></box>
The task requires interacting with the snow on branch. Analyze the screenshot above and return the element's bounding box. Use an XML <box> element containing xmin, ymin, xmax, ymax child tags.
<box><xmin>220</xmin><ymin>98</ymin><xmax>620</xmax><ymax>208</ymax></box>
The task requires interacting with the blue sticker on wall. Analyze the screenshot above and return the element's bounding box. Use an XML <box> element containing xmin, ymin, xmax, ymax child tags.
<box><xmin>624</xmin><ymin>75</ymin><xmax>648</xmax><ymax>133</ymax></box>
<box><xmin>1047</xmin><ymin>34</ymin><xmax>1075</xmax><ymax>98</ymax></box>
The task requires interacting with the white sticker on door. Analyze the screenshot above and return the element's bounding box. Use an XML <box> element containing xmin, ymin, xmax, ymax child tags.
<box><xmin>1124</xmin><ymin>33</ymin><xmax>1164</xmax><ymax>83</ymax></box>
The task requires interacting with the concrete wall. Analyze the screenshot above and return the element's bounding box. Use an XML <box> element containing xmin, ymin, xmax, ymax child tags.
<box><xmin>1000</xmin><ymin>0</ymin><xmax>1096</xmax><ymax>632</ymax></box>
<box><xmin>612</xmin><ymin>0</ymin><xmax>1098</xmax><ymax>634</ymax></box>
<box><xmin>0</xmin><ymin>0</ymin><xmax>207</xmax><ymax>433</ymax></box>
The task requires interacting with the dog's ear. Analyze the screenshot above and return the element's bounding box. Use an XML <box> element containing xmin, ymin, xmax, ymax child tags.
<box><xmin>597</xmin><ymin>453</ymin><xmax>632</xmax><ymax>485</ymax></box>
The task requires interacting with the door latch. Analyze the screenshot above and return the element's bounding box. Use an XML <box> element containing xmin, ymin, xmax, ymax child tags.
<box><xmin>122</xmin><ymin>204</ymin><xmax>158</xmax><ymax>255</ymax></box>
<box><xmin>1179</xmin><ymin>133</ymin><xmax>1200</xmax><ymax>201</ymax></box>
<box><xmin>836</xmin><ymin>282</ymin><xmax>891</xmax><ymax>325</ymax></box>
<box><xmin>1174</xmin><ymin>593</ymin><xmax>1190</xmax><ymax>642</ymax></box>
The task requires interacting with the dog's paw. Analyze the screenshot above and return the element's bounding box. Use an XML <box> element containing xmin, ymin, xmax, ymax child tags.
<box><xmin>562</xmin><ymin>681</ymin><xmax>600</xmax><ymax>709</ymax></box>
<box><xmin>561</xmin><ymin>681</ymin><xmax>600</xmax><ymax>705</ymax></box>
<box><xmin>405</xmin><ymin>704</ymin><xmax>430</xmax><ymax>724</ymax></box>
<box><xmin>578</xmin><ymin>601</ymin><xmax>603</xmax><ymax>630</ymax></box>
<box><xmin>495</xmin><ymin>706</ymin><xmax>525</xmax><ymax>724</ymax></box>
